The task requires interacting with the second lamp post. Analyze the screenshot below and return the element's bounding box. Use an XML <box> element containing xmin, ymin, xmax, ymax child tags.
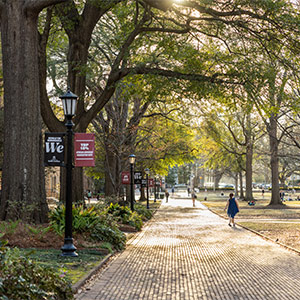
<box><xmin>60</xmin><ymin>88</ymin><xmax>78</xmax><ymax>257</ymax></box>
<box><xmin>129</xmin><ymin>154</ymin><xmax>136</xmax><ymax>211</ymax></box>
<box><xmin>145</xmin><ymin>168</ymin><xmax>150</xmax><ymax>209</ymax></box>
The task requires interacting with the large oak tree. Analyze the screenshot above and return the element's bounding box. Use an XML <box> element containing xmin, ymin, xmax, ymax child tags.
<box><xmin>0</xmin><ymin>0</ymin><xmax>66</xmax><ymax>222</ymax></box>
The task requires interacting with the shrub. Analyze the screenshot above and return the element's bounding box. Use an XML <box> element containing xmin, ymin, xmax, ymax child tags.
<box><xmin>128</xmin><ymin>212</ymin><xmax>143</xmax><ymax>231</ymax></box>
<box><xmin>134</xmin><ymin>203</ymin><xmax>153</xmax><ymax>220</ymax></box>
<box><xmin>105</xmin><ymin>203</ymin><xmax>143</xmax><ymax>231</ymax></box>
<box><xmin>49</xmin><ymin>205</ymin><xmax>99</xmax><ymax>235</ymax></box>
<box><xmin>107</xmin><ymin>203</ymin><xmax>132</xmax><ymax>221</ymax></box>
<box><xmin>0</xmin><ymin>246</ymin><xmax>73</xmax><ymax>300</ymax></box>
<box><xmin>90</xmin><ymin>224</ymin><xmax>126</xmax><ymax>251</ymax></box>
<box><xmin>49</xmin><ymin>205</ymin><xmax>125</xmax><ymax>250</ymax></box>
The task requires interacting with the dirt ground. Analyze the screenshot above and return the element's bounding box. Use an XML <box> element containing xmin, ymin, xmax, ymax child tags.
<box><xmin>0</xmin><ymin>222</ymin><xmax>103</xmax><ymax>250</ymax></box>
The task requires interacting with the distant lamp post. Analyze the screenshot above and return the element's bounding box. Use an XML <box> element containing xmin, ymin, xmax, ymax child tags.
<box><xmin>145</xmin><ymin>168</ymin><xmax>150</xmax><ymax>209</ymax></box>
<box><xmin>154</xmin><ymin>177</ymin><xmax>157</xmax><ymax>203</ymax></box>
<box><xmin>129</xmin><ymin>154</ymin><xmax>136</xmax><ymax>211</ymax></box>
<box><xmin>60</xmin><ymin>88</ymin><xmax>78</xmax><ymax>257</ymax></box>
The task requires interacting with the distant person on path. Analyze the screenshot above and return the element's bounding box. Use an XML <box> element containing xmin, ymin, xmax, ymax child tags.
<box><xmin>262</xmin><ymin>189</ymin><xmax>265</xmax><ymax>198</ymax></box>
<box><xmin>165</xmin><ymin>191</ymin><xmax>170</xmax><ymax>203</ymax></box>
<box><xmin>224</xmin><ymin>193</ymin><xmax>239</xmax><ymax>227</ymax></box>
<box><xmin>187</xmin><ymin>187</ymin><xmax>190</xmax><ymax>196</ymax></box>
<box><xmin>172</xmin><ymin>187</ymin><xmax>175</xmax><ymax>195</ymax></box>
<box><xmin>87</xmin><ymin>189</ymin><xmax>92</xmax><ymax>205</ymax></box>
<box><xmin>280</xmin><ymin>190</ymin><xmax>285</xmax><ymax>202</ymax></box>
<box><xmin>191</xmin><ymin>189</ymin><xmax>197</xmax><ymax>207</ymax></box>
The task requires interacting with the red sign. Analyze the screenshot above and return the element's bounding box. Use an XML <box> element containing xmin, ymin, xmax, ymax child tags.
<box><xmin>74</xmin><ymin>133</ymin><xmax>95</xmax><ymax>167</ymax></box>
<box><xmin>122</xmin><ymin>172</ymin><xmax>130</xmax><ymax>184</ymax></box>
<box><xmin>148</xmin><ymin>178</ymin><xmax>154</xmax><ymax>187</ymax></box>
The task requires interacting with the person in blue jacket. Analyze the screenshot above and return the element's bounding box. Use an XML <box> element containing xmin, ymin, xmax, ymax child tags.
<box><xmin>224</xmin><ymin>193</ymin><xmax>239</xmax><ymax>227</ymax></box>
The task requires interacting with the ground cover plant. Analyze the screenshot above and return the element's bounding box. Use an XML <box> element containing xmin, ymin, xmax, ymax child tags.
<box><xmin>0</xmin><ymin>242</ymin><xmax>74</xmax><ymax>300</ymax></box>
<box><xmin>19</xmin><ymin>248</ymin><xmax>109</xmax><ymax>284</ymax></box>
<box><xmin>0</xmin><ymin>199</ymin><xmax>158</xmax><ymax>299</ymax></box>
<box><xmin>200</xmin><ymin>191</ymin><xmax>300</xmax><ymax>251</ymax></box>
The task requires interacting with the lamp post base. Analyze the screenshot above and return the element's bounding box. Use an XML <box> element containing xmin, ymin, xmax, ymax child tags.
<box><xmin>61</xmin><ymin>238</ymin><xmax>78</xmax><ymax>257</ymax></box>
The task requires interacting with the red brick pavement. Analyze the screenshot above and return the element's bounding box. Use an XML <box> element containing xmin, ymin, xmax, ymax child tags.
<box><xmin>75</xmin><ymin>198</ymin><xmax>300</xmax><ymax>300</ymax></box>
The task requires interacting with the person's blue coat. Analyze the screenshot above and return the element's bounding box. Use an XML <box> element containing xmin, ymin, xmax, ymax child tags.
<box><xmin>227</xmin><ymin>197</ymin><xmax>239</xmax><ymax>218</ymax></box>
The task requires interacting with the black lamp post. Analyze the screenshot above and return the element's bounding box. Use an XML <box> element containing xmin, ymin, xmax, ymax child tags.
<box><xmin>145</xmin><ymin>168</ymin><xmax>150</xmax><ymax>209</ymax></box>
<box><xmin>60</xmin><ymin>88</ymin><xmax>78</xmax><ymax>257</ymax></box>
<box><xmin>129</xmin><ymin>154</ymin><xmax>136</xmax><ymax>211</ymax></box>
<box><xmin>154</xmin><ymin>177</ymin><xmax>157</xmax><ymax>203</ymax></box>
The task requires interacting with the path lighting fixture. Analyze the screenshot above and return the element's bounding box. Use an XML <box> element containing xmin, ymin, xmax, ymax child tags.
<box><xmin>145</xmin><ymin>168</ymin><xmax>150</xmax><ymax>209</ymax></box>
<box><xmin>129</xmin><ymin>154</ymin><xmax>136</xmax><ymax>211</ymax></box>
<box><xmin>60</xmin><ymin>88</ymin><xmax>78</xmax><ymax>257</ymax></box>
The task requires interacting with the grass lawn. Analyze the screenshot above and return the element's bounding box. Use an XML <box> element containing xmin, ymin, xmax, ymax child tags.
<box><xmin>19</xmin><ymin>248</ymin><xmax>108</xmax><ymax>284</ymax></box>
<box><xmin>198</xmin><ymin>191</ymin><xmax>300</xmax><ymax>251</ymax></box>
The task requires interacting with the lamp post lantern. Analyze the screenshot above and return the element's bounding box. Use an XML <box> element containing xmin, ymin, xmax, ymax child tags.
<box><xmin>145</xmin><ymin>168</ymin><xmax>150</xmax><ymax>209</ymax></box>
<box><xmin>60</xmin><ymin>88</ymin><xmax>78</xmax><ymax>257</ymax></box>
<box><xmin>129</xmin><ymin>154</ymin><xmax>136</xmax><ymax>211</ymax></box>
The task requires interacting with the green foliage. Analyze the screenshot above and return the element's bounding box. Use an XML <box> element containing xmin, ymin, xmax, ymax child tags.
<box><xmin>105</xmin><ymin>203</ymin><xmax>143</xmax><ymax>231</ymax></box>
<box><xmin>0</xmin><ymin>246</ymin><xmax>73</xmax><ymax>300</ymax></box>
<box><xmin>134</xmin><ymin>203</ymin><xmax>153</xmax><ymax>221</ymax></box>
<box><xmin>49</xmin><ymin>205</ymin><xmax>100</xmax><ymax>235</ymax></box>
<box><xmin>26</xmin><ymin>225</ymin><xmax>52</xmax><ymax>240</ymax></box>
<box><xmin>127</xmin><ymin>212</ymin><xmax>143</xmax><ymax>231</ymax></box>
<box><xmin>107</xmin><ymin>203</ymin><xmax>132</xmax><ymax>220</ymax></box>
<box><xmin>90</xmin><ymin>224</ymin><xmax>126</xmax><ymax>251</ymax></box>
<box><xmin>0</xmin><ymin>220</ymin><xmax>20</xmax><ymax>236</ymax></box>
<box><xmin>49</xmin><ymin>205</ymin><xmax>126</xmax><ymax>251</ymax></box>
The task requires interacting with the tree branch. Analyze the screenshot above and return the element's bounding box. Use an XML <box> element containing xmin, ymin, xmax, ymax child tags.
<box><xmin>25</xmin><ymin>0</ymin><xmax>67</xmax><ymax>13</ymax></box>
<box><xmin>120</xmin><ymin>67</ymin><xmax>241</xmax><ymax>85</ymax></box>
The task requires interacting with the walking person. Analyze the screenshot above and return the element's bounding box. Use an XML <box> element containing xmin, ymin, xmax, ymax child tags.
<box><xmin>191</xmin><ymin>189</ymin><xmax>197</xmax><ymax>207</ymax></box>
<box><xmin>224</xmin><ymin>193</ymin><xmax>239</xmax><ymax>227</ymax></box>
<box><xmin>87</xmin><ymin>189</ymin><xmax>92</xmax><ymax>205</ymax></box>
<box><xmin>165</xmin><ymin>190</ymin><xmax>170</xmax><ymax>203</ymax></box>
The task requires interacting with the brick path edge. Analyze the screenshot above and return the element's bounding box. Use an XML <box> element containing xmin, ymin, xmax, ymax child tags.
<box><xmin>72</xmin><ymin>253</ymin><xmax>113</xmax><ymax>293</ymax></box>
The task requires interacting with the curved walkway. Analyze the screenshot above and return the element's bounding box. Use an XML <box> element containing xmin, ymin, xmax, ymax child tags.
<box><xmin>76</xmin><ymin>197</ymin><xmax>300</xmax><ymax>300</ymax></box>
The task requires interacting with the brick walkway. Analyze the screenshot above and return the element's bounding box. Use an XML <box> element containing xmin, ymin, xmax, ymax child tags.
<box><xmin>75</xmin><ymin>197</ymin><xmax>300</xmax><ymax>300</ymax></box>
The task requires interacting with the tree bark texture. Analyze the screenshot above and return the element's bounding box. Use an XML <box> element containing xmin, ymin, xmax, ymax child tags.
<box><xmin>0</xmin><ymin>3</ymin><xmax>49</xmax><ymax>222</ymax></box>
<box><xmin>245</xmin><ymin>142</ymin><xmax>254</xmax><ymax>201</ymax></box>
<box><xmin>268</xmin><ymin>114</ymin><xmax>281</xmax><ymax>205</ymax></box>
<box><xmin>239</xmin><ymin>171</ymin><xmax>244</xmax><ymax>199</ymax></box>
<box><xmin>234</xmin><ymin>175</ymin><xmax>238</xmax><ymax>198</ymax></box>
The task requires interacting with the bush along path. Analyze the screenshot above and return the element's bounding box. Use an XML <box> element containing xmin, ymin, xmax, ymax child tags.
<box><xmin>0</xmin><ymin>199</ymin><xmax>158</xmax><ymax>300</ymax></box>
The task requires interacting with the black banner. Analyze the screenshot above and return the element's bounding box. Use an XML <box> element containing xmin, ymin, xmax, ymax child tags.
<box><xmin>141</xmin><ymin>179</ymin><xmax>147</xmax><ymax>188</ymax></box>
<box><xmin>44</xmin><ymin>133</ymin><xmax>65</xmax><ymax>166</ymax></box>
<box><xmin>134</xmin><ymin>171</ymin><xmax>143</xmax><ymax>184</ymax></box>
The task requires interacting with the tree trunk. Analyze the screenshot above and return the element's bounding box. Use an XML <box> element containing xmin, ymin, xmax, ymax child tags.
<box><xmin>245</xmin><ymin>142</ymin><xmax>254</xmax><ymax>201</ymax></box>
<box><xmin>268</xmin><ymin>114</ymin><xmax>281</xmax><ymax>205</ymax></box>
<box><xmin>140</xmin><ymin>187</ymin><xmax>146</xmax><ymax>201</ymax></box>
<box><xmin>105</xmin><ymin>149</ymin><xmax>117</xmax><ymax>196</ymax></box>
<box><xmin>239</xmin><ymin>171</ymin><xmax>244</xmax><ymax>199</ymax></box>
<box><xmin>234</xmin><ymin>175</ymin><xmax>238</xmax><ymax>198</ymax></box>
<box><xmin>0</xmin><ymin>4</ymin><xmax>49</xmax><ymax>223</ymax></box>
<box><xmin>214</xmin><ymin>170</ymin><xmax>223</xmax><ymax>189</ymax></box>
